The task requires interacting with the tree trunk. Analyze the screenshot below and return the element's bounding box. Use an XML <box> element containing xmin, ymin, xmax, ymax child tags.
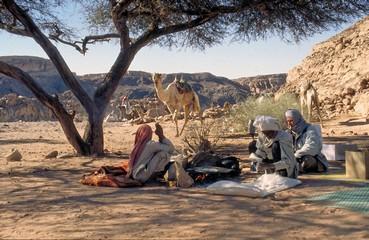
<box><xmin>82</xmin><ymin>48</ymin><xmax>138</xmax><ymax>155</ymax></box>
<box><xmin>54</xmin><ymin>110</ymin><xmax>91</xmax><ymax>155</ymax></box>
<box><xmin>0</xmin><ymin>60</ymin><xmax>91</xmax><ymax>155</ymax></box>
<box><xmin>83</xmin><ymin>108</ymin><xmax>106</xmax><ymax>156</ymax></box>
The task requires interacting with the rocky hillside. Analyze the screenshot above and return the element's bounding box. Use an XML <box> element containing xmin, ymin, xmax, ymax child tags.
<box><xmin>0</xmin><ymin>56</ymin><xmax>253</xmax><ymax>121</ymax></box>
<box><xmin>0</xmin><ymin>56</ymin><xmax>249</xmax><ymax>105</ymax></box>
<box><xmin>278</xmin><ymin>16</ymin><xmax>369</xmax><ymax>119</ymax></box>
<box><xmin>234</xmin><ymin>73</ymin><xmax>286</xmax><ymax>95</ymax></box>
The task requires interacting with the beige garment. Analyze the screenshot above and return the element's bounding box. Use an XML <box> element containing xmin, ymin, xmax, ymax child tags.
<box><xmin>132</xmin><ymin>138</ymin><xmax>174</xmax><ymax>183</ymax></box>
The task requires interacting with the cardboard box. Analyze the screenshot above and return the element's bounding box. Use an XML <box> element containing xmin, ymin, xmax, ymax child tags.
<box><xmin>346</xmin><ymin>150</ymin><xmax>369</xmax><ymax>180</ymax></box>
<box><xmin>322</xmin><ymin>143</ymin><xmax>358</xmax><ymax>161</ymax></box>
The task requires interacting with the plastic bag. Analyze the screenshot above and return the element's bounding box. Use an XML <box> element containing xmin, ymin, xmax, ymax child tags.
<box><xmin>206</xmin><ymin>173</ymin><xmax>301</xmax><ymax>198</ymax></box>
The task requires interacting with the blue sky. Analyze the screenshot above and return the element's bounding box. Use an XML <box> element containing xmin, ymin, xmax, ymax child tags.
<box><xmin>0</xmin><ymin>18</ymin><xmax>355</xmax><ymax>79</ymax></box>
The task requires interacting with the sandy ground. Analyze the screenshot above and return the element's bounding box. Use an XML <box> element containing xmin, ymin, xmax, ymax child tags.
<box><xmin>1</xmin><ymin>116</ymin><xmax>369</xmax><ymax>239</ymax></box>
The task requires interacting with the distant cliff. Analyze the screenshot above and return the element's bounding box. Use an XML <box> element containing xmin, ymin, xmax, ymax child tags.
<box><xmin>0</xmin><ymin>56</ymin><xmax>251</xmax><ymax>107</ymax></box>
<box><xmin>234</xmin><ymin>73</ymin><xmax>287</xmax><ymax>95</ymax></box>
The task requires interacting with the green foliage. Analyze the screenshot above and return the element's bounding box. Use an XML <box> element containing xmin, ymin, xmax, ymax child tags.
<box><xmin>84</xmin><ymin>1</ymin><xmax>369</xmax><ymax>52</ymax></box>
<box><xmin>229</xmin><ymin>93</ymin><xmax>301</xmax><ymax>132</ymax></box>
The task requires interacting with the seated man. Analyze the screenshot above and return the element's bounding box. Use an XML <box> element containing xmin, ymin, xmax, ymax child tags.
<box><xmin>127</xmin><ymin>123</ymin><xmax>175</xmax><ymax>183</ymax></box>
<box><xmin>250</xmin><ymin>115</ymin><xmax>298</xmax><ymax>178</ymax></box>
<box><xmin>285</xmin><ymin>109</ymin><xmax>328</xmax><ymax>173</ymax></box>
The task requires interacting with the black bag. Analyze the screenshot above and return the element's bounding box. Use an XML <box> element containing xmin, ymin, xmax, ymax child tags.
<box><xmin>187</xmin><ymin>152</ymin><xmax>241</xmax><ymax>183</ymax></box>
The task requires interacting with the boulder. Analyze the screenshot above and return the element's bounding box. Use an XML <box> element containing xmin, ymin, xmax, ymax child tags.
<box><xmin>146</xmin><ymin>108</ymin><xmax>167</xmax><ymax>118</ymax></box>
<box><xmin>6</xmin><ymin>149</ymin><xmax>22</xmax><ymax>161</ymax></box>
<box><xmin>354</xmin><ymin>93</ymin><xmax>369</xmax><ymax>117</ymax></box>
<box><xmin>45</xmin><ymin>151</ymin><xmax>58</xmax><ymax>159</ymax></box>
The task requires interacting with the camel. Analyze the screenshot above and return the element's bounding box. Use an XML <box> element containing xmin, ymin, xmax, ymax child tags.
<box><xmin>152</xmin><ymin>73</ymin><xmax>202</xmax><ymax>136</ymax></box>
<box><xmin>300</xmin><ymin>81</ymin><xmax>323</xmax><ymax>126</ymax></box>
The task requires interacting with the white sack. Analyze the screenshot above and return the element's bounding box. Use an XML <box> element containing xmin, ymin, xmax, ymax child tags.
<box><xmin>206</xmin><ymin>173</ymin><xmax>301</xmax><ymax>198</ymax></box>
<box><xmin>207</xmin><ymin>180</ymin><xmax>268</xmax><ymax>198</ymax></box>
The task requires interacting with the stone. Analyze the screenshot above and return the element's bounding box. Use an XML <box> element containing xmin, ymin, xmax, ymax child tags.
<box><xmin>56</xmin><ymin>153</ymin><xmax>74</xmax><ymax>159</ymax></box>
<box><xmin>354</xmin><ymin>93</ymin><xmax>369</xmax><ymax>117</ymax></box>
<box><xmin>346</xmin><ymin>150</ymin><xmax>369</xmax><ymax>180</ymax></box>
<box><xmin>146</xmin><ymin>108</ymin><xmax>167</xmax><ymax>118</ymax></box>
<box><xmin>45</xmin><ymin>151</ymin><xmax>58</xmax><ymax>159</ymax></box>
<box><xmin>6</xmin><ymin>149</ymin><xmax>22</xmax><ymax>161</ymax></box>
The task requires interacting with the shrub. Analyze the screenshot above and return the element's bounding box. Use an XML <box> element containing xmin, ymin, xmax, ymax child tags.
<box><xmin>229</xmin><ymin>93</ymin><xmax>301</xmax><ymax>133</ymax></box>
<box><xmin>182</xmin><ymin>118</ymin><xmax>227</xmax><ymax>155</ymax></box>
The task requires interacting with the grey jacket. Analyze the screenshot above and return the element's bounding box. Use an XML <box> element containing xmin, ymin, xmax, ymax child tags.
<box><xmin>254</xmin><ymin>131</ymin><xmax>297</xmax><ymax>178</ymax></box>
<box><xmin>289</xmin><ymin>124</ymin><xmax>328</xmax><ymax>169</ymax></box>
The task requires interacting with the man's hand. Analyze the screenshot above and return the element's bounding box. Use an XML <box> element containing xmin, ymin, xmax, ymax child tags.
<box><xmin>155</xmin><ymin>123</ymin><xmax>165</xmax><ymax>142</ymax></box>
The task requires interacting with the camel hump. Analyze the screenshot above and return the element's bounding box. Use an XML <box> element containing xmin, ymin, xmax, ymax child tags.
<box><xmin>175</xmin><ymin>79</ymin><xmax>192</xmax><ymax>93</ymax></box>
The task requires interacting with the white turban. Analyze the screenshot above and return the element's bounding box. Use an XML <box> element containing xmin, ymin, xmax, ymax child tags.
<box><xmin>253</xmin><ymin>115</ymin><xmax>280</xmax><ymax>131</ymax></box>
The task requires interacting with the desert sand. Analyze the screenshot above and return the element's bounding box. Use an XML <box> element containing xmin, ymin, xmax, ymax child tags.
<box><xmin>1</xmin><ymin>116</ymin><xmax>369</xmax><ymax>239</ymax></box>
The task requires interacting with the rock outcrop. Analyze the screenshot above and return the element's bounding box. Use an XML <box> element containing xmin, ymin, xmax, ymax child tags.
<box><xmin>0</xmin><ymin>93</ymin><xmax>54</xmax><ymax>121</ymax></box>
<box><xmin>278</xmin><ymin>16</ymin><xmax>369</xmax><ymax>119</ymax></box>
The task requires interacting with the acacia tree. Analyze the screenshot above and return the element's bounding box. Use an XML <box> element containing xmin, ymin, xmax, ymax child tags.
<box><xmin>0</xmin><ymin>0</ymin><xmax>368</xmax><ymax>156</ymax></box>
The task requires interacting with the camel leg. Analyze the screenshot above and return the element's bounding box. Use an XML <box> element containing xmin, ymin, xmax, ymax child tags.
<box><xmin>316</xmin><ymin>102</ymin><xmax>323</xmax><ymax>127</ymax></box>
<box><xmin>179</xmin><ymin>105</ymin><xmax>190</xmax><ymax>136</ymax></box>
<box><xmin>168</xmin><ymin>106</ymin><xmax>179</xmax><ymax>137</ymax></box>
<box><xmin>172</xmin><ymin>109</ymin><xmax>180</xmax><ymax>137</ymax></box>
<box><xmin>300</xmin><ymin>95</ymin><xmax>305</xmax><ymax>116</ymax></box>
<box><xmin>307</xmin><ymin>98</ymin><xmax>312</xmax><ymax>122</ymax></box>
<box><xmin>313</xmin><ymin>94</ymin><xmax>324</xmax><ymax>127</ymax></box>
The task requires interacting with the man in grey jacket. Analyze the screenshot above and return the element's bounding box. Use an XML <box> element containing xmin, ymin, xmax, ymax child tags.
<box><xmin>285</xmin><ymin>109</ymin><xmax>328</xmax><ymax>173</ymax></box>
<box><xmin>250</xmin><ymin>115</ymin><xmax>298</xmax><ymax>178</ymax></box>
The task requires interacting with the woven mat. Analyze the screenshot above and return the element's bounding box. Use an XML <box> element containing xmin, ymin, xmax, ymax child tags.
<box><xmin>309</xmin><ymin>187</ymin><xmax>369</xmax><ymax>213</ymax></box>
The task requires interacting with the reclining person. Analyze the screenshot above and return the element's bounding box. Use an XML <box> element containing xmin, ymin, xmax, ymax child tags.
<box><xmin>250</xmin><ymin>116</ymin><xmax>298</xmax><ymax>178</ymax></box>
<box><xmin>127</xmin><ymin>123</ymin><xmax>175</xmax><ymax>183</ymax></box>
<box><xmin>285</xmin><ymin>109</ymin><xmax>328</xmax><ymax>173</ymax></box>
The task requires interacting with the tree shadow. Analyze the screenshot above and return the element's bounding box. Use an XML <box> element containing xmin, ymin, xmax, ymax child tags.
<box><xmin>338</xmin><ymin>118</ymin><xmax>369</xmax><ymax>127</ymax></box>
<box><xmin>0</xmin><ymin>138</ymin><xmax>64</xmax><ymax>145</ymax></box>
<box><xmin>219</xmin><ymin>133</ymin><xmax>248</xmax><ymax>139</ymax></box>
<box><xmin>216</xmin><ymin>142</ymin><xmax>249</xmax><ymax>157</ymax></box>
<box><xmin>323</xmin><ymin>135</ymin><xmax>369</xmax><ymax>146</ymax></box>
<box><xmin>2</xmin><ymin>162</ymin><xmax>369</xmax><ymax>239</ymax></box>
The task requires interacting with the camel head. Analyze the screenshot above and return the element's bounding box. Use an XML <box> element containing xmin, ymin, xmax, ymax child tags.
<box><xmin>152</xmin><ymin>73</ymin><xmax>163</xmax><ymax>85</ymax></box>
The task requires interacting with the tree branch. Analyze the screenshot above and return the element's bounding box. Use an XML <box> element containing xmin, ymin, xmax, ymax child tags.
<box><xmin>0</xmin><ymin>22</ymin><xmax>31</xmax><ymax>37</ymax></box>
<box><xmin>0</xmin><ymin>60</ymin><xmax>90</xmax><ymax>153</ymax></box>
<box><xmin>111</xmin><ymin>1</ymin><xmax>131</xmax><ymax>49</ymax></box>
<box><xmin>81</xmin><ymin>33</ymin><xmax>120</xmax><ymax>53</ymax></box>
<box><xmin>3</xmin><ymin>0</ymin><xmax>94</xmax><ymax>113</ymax></box>
<box><xmin>49</xmin><ymin>27</ymin><xmax>120</xmax><ymax>55</ymax></box>
<box><xmin>133</xmin><ymin>14</ymin><xmax>217</xmax><ymax>49</ymax></box>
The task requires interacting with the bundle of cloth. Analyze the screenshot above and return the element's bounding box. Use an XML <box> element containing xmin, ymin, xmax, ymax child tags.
<box><xmin>81</xmin><ymin>123</ymin><xmax>193</xmax><ymax>188</ymax></box>
<box><xmin>80</xmin><ymin>163</ymin><xmax>142</xmax><ymax>188</ymax></box>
